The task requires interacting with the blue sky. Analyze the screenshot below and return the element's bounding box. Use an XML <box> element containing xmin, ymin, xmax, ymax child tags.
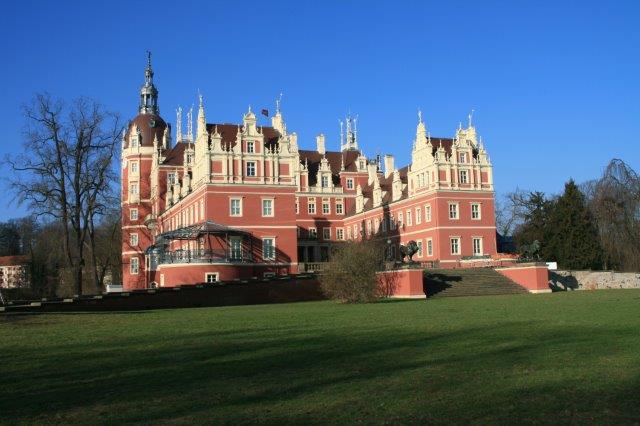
<box><xmin>0</xmin><ymin>1</ymin><xmax>638</xmax><ymax>221</ymax></box>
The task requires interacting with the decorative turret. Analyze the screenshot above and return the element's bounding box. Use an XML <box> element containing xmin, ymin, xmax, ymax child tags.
<box><xmin>139</xmin><ymin>51</ymin><xmax>159</xmax><ymax>115</ymax></box>
<box><xmin>340</xmin><ymin>114</ymin><xmax>359</xmax><ymax>151</ymax></box>
<box><xmin>196</xmin><ymin>94</ymin><xmax>207</xmax><ymax>140</ymax></box>
<box><xmin>355</xmin><ymin>184</ymin><xmax>364</xmax><ymax>213</ymax></box>
<box><xmin>415</xmin><ymin>109</ymin><xmax>427</xmax><ymax>148</ymax></box>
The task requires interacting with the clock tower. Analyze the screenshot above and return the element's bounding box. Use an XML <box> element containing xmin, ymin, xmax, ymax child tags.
<box><xmin>121</xmin><ymin>52</ymin><xmax>168</xmax><ymax>290</ymax></box>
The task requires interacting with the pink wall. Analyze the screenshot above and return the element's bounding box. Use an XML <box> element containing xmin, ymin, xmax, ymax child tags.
<box><xmin>377</xmin><ymin>269</ymin><xmax>426</xmax><ymax>298</ymax></box>
<box><xmin>496</xmin><ymin>264</ymin><xmax>550</xmax><ymax>293</ymax></box>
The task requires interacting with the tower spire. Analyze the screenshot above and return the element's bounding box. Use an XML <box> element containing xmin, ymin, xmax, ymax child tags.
<box><xmin>139</xmin><ymin>51</ymin><xmax>159</xmax><ymax>115</ymax></box>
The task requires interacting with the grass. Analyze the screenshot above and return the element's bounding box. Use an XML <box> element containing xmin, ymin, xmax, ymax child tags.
<box><xmin>1</xmin><ymin>290</ymin><xmax>640</xmax><ymax>424</ymax></box>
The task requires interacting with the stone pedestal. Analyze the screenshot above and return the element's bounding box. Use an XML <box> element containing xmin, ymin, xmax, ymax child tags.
<box><xmin>495</xmin><ymin>263</ymin><xmax>550</xmax><ymax>293</ymax></box>
<box><xmin>377</xmin><ymin>269</ymin><xmax>426</xmax><ymax>298</ymax></box>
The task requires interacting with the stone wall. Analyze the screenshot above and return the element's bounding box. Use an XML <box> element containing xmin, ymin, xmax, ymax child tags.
<box><xmin>549</xmin><ymin>270</ymin><xmax>640</xmax><ymax>291</ymax></box>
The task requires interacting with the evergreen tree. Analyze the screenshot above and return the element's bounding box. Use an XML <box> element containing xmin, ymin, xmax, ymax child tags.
<box><xmin>545</xmin><ymin>180</ymin><xmax>602</xmax><ymax>270</ymax></box>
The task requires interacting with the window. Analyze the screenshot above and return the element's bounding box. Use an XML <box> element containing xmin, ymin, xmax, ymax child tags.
<box><xmin>353</xmin><ymin>224</ymin><xmax>358</xmax><ymax>238</ymax></box>
<box><xmin>471</xmin><ymin>203</ymin><xmax>481</xmax><ymax>220</ymax></box>
<box><xmin>167</xmin><ymin>172</ymin><xmax>176</xmax><ymax>186</ymax></box>
<box><xmin>186</xmin><ymin>153</ymin><xmax>193</xmax><ymax>164</ymax></box>
<box><xmin>415</xmin><ymin>207</ymin><xmax>422</xmax><ymax>225</ymax></box>
<box><xmin>460</xmin><ymin>152</ymin><xmax>467</xmax><ymax>163</ymax></box>
<box><xmin>321</xmin><ymin>175</ymin><xmax>329</xmax><ymax>188</ymax></box>
<box><xmin>337</xmin><ymin>228</ymin><xmax>344</xmax><ymax>240</ymax></box>
<box><xmin>129</xmin><ymin>182</ymin><xmax>138</xmax><ymax>195</ymax></box>
<box><xmin>247</xmin><ymin>141</ymin><xmax>254</xmax><ymax>153</ymax></box>
<box><xmin>450</xmin><ymin>237</ymin><xmax>460</xmax><ymax>255</ymax></box>
<box><xmin>230</xmin><ymin>198</ymin><xmax>242</xmax><ymax>216</ymax></box>
<box><xmin>262</xmin><ymin>199</ymin><xmax>274</xmax><ymax>217</ymax></box>
<box><xmin>336</xmin><ymin>200</ymin><xmax>344</xmax><ymax>215</ymax></box>
<box><xmin>322</xmin><ymin>200</ymin><xmax>330</xmax><ymax>214</ymax></box>
<box><xmin>459</xmin><ymin>170</ymin><xmax>468</xmax><ymax>184</ymax></box>
<box><xmin>417</xmin><ymin>240</ymin><xmax>423</xmax><ymax>257</ymax></box>
<box><xmin>346</xmin><ymin>226</ymin><xmax>352</xmax><ymax>240</ymax></box>
<box><xmin>130</xmin><ymin>161</ymin><xmax>138</xmax><ymax>175</ymax></box>
<box><xmin>427</xmin><ymin>238</ymin><xmax>433</xmax><ymax>256</ymax></box>
<box><xmin>130</xmin><ymin>257</ymin><xmax>139</xmax><ymax>275</ymax></box>
<box><xmin>205</xmin><ymin>273</ymin><xmax>219</xmax><ymax>283</ymax></box>
<box><xmin>359</xmin><ymin>160</ymin><xmax>365</xmax><ymax>170</ymax></box>
<box><xmin>449</xmin><ymin>203</ymin><xmax>459</xmax><ymax>220</ymax></box>
<box><xmin>200</xmin><ymin>199</ymin><xmax>204</xmax><ymax>219</ymax></box>
<box><xmin>262</xmin><ymin>238</ymin><xmax>275</xmax><ymax>260</ymax></box>
<box><xmin>130</xmin><ymin>135</ymin><xmax>139</xmax><ymax>148</ymax></box>
<box><xmin>406</xmin><ymin>210</ymin><xmax>412</xmax><ymax>226</ymax></box>
<box><xmin>346</xmin><ymin>178</ymin><xmax>354</xmax><ymax>190</ymax></box>
<box><xmin>309</xmin><ymin>227</ymin><xmax>317</xmax><ymax>238</ymax></box>
<box><xmin>323</xmin><ymin>227</ymin><xmax>331</xmax><ymax>240</ymax></box>
<box><xmin>366</xmin><ymin>220</ymin><xmax>372</xmax><ymax>236</ymax></box>
<box><xmin>473</xmin><ymin>237</ymin><xmax>483</xmax><ymax>256</ymax></box>
<box><xmin>130</xmin><ymin>233</ymin><xmax>138</xmax><ymax>247</ymax></box>
<box><xmin>308</xmin><ymin>198</ymin><xmax>316</xmax><ymax>214</ymax></box>
<box><xmin>295</xmin><ymin>197</ymin><xmax>299</xmax><ymax>214</ymax></box>
<box><xmin>390</xmin><ymin>214</ymin><xmax>396</xmax><ymax>230</ymax></box>
<box><xmin>229</xmin><ymin>237</ymin><xmax>242</xmax><ymax>260</ymax></box>
<box><xmin>374</xmin><ymin>218</ymin><xmax>380</xmax><ymax>234</ymax></box>
<box><xmin>425</xmin><ymin>204</ymin><xmax>432</xmax><ymax>222</ymax></box>
<box><xmin>130</xmin><ymin>208</ymin><xmax>138</xmax><ymax>220</ymax></box>
<box><xmin>246</xmin><ymin>161</ymin><xmax>256</xmax><ymax>176</ymax></box>
<box><xmin>398</xmin><ymin>212</ymin><xmax>403</xmax><ymax>228</ymax></box>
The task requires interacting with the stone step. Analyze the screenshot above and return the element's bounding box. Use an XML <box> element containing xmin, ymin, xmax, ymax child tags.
<box><xmin>425</xmin><ymin>268</ymin><xmax>528</xmax><ymax>298</ymax></box>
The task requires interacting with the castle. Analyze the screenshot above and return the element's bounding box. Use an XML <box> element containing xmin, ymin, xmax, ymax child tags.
<box><xmin>121</xmin><ymin>55</ymin><xmax>497</xmax><ymax>290</ymax></box>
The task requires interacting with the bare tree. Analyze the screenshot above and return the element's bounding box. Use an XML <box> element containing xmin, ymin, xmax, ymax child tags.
<box><xmin>5</xmin><ymin>94</ymin><xmax>121</xmax><ymax>295</ymax></box>
<box><xmin>587</xmin><ymin>159</ymin><xmax>640</xmax><ymax>271</ymax></box>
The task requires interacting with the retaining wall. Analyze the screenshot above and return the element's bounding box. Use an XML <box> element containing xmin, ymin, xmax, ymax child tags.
<box><xmin>550</xmin><ymin>270</ymin><xmax>640</xmax><ymax>291</ymax></box>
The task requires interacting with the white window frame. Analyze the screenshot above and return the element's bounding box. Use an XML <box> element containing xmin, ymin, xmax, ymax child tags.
<box><xmin>415</xmin><ymin>207</ymin><xmax>422</xmax><ymax>225</ymax></box>
<box><xmin>336</xmin><ymin>199</ymin><xmax>344</xmax><ymax>215</ymax></box>
<box><xmin>309</xmin><ymin>227</ymin><xmax>317</xmax><ymax>238</ymax></box>
<box><xmin>398</xmin><ymin>212</ymin><xmax>403</xmax><ymax>228</ymax></box>
<box><xmin>130</xmin><ymin>160</ymin><xmax>139</xmax><ymax>175</ymax></box>
<box><xmin>450</xmin><ymin>237</ymin><xmax>461</xmax><ymax>255</ymax></box>
<box><xmin>247</xmin><ymin>141</ymin><xmax>255</xmax><ymax>153</ymax></box>
<box><xmin>425</xmin><ymin>204</ymin><xmax>432</xmax><ymax>222</ymax></box>
<box><xmin>321</xmin><ymin>175</ymin><xmax>329</xmax><ymax>188</ymax></box>
<box><xmin>366</xmin><ymin>220</ymin><xmax>372</xmax><ymax>236</ymax></box>
<box><xmin>295</xmin><ymin>197</ymin><xmax>299</xmax><ymax>214</ymax></box>
<box><xmin>130</xmin><ymin>257</ymin><xmax>139</xmax><ymax>275</ymax></box>
<box><xmin>417</xmin><ymin>240</ymin><xmax>423</xmax><ymax>258</ymax></box>
<box><xmin>129</xmin><ymin>182</ymin><xmax>139</xmax><ymax>195</ymax></box>
<box><xmin>229</xmin><ymin>198</ymin><xmax>242</xmax><ymax>216</ymax></box>
<box><xmin>246</xmin><ymin>161</ymin><xmax>256</xmax><ymax>177</ymax></box>
<box><xmin>346</xmin><ymin>178</ymin><xmax>354</xmax><ymax>190</ymax></box>
<box><xmin>460</xmin><ymin>152</ymin><xmax>467</xmax><ymax>163</ymax></box>
<box><xmin>449</xmin><ymin>203</ymin><xmax>459</xmax><ymax>220</ymax></box>
<box><xmin>308</xmin><ymin>197</ymin><xmax>316</xmax><ymax>214</ymax></box>
<box><xmin>130</xmin><ymin>233</ymin><xmax>138</xmax><ymax>247</ymax></box>
<box><xmin>262</xmin><ymin>198</ymin><xmax>274</xmax><ymax>217</ymax></box>
<box><xmin>322</xmin><ymin>200</ymin><xmax>330</xmax><ymax>215</ymax></box>
<box><xmin>426</xmin><ymin>238</ymin><xmax>433</xmax><ymax>256</ymax></box>
<box><xmin>459</xmin><ymin>170</ymin><xmax>468</xmax><ymax>184</ymax></box>
<box><xmin>205</xmin><ymin>272</ymin><xmax>219</xmax><ymax>283</ymax></box>
<box><xmin>473</xmin><ymin>237</ymin><xmax>483</xmax><ymax>256</ymax></box>
<box><xmin>130</xmin><ymin>208</ymin><xmax>138</xmax><ymax>221</ymax></box>
<box><xmin>323</xmin><ymin>227</ymin><xmax>331</xmax><ymax>240</ymax></box>
<box><xmin>167</xmin><ymin>172</ymin><xmax>176</xmax><ymax>186</ymax></box>
<box><xmin>262</xmin><ymin>237</ymin><xmax>276</xmax><ymax>261</ymax></box>
<box><xmin>406</xmin><ymin>210</ymin><xmax>412</xmax><ymax>226</ymax></box>
<box><xmin>336</xmin><ymin>228</ymin><xmax>344</xmax><ymax>240</ymax></box>
<box><xmin>471</xmin><ymin>203</ymin><xmax>481</xmax><ymax>220</ymax></box>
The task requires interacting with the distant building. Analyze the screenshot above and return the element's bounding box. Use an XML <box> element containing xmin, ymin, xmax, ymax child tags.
<box><xmin>121</xmin><ymin>54</ymin><xmax>497</xmax><ymax>290</ymax></box>
<box><xmin>0</xmin><ymin>255</ymin><xmax>29</xmax><ymax>288</ymax></box>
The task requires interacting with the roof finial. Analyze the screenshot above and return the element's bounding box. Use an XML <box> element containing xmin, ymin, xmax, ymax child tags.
<box><xmin>276</xmin><ymin>92</ymin><xmax>283</xmax><ymax>114</ymax></box>
<box><xmin>418</xmin><ymin>108</ymin><xmax>423</xmax><ymax>123</ymax></box>
<box><xmin>468</xmin><ymin>109</ymin><xmax>474</xmax><ymax>128</ymax></box>
<box><xmin>198</xmin><ymin>89</ymin><xmax>203</xmax><ymax>107</ymax></box>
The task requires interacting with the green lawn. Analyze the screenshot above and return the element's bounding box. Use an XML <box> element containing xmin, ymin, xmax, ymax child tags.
<box><xmin>2</xmin><ymin>291</ymin><xmax>640</xmax><ymax>424</ymax></box>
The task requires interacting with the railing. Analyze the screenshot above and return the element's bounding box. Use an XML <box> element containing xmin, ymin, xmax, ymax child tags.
<box><xmin>158</xmin><ymin>249</ymin><xmax>254</xmax><ymax>264</ymax></box>
<box><xmin>299</xmin><ymin>262</ymin><xmax>329</xmax><ymax>273</ymax></box>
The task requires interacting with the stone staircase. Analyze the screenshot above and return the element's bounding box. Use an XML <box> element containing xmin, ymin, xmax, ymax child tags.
<box><xmin>424</xmin><ymin>268</ymin><xmax>528</xmax><ymax>298</ymax></box>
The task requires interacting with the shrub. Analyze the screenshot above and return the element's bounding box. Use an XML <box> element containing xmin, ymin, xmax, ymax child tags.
<box><xmin>319</xmin><ymin>239</ymin><xmax>386</xmax><ymax>303</ymax></box>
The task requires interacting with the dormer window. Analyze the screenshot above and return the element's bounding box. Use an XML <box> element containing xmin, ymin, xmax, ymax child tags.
<box><xmin>247</xmin><ymin>141</ymin><xmax>254</xmax><ymax>153</ymax></box>
<box><xmin>186</xmin><ymin>153</ymin><xmax>193</xmax><ymax>165</ymax></box>
<box><xmin>359</xmin><ymin>160</ymin><xmax>365</xmax><ymax>170</ymax></box>
<box><xmin>459</xmin><ymin>170</ymin><xmax>468</xmax><ymax>184</ymax></box>
<box><xmin>246</xmin><ymin>161</ymin><xmax>256</xmax><ymax>177</ymax></box>
<box><xmin>460</xmin><ymin>152</ymin><xmax>467</xmax><ymax>163</ymax></box>
<box><xmin>321</xmin><ymin>175</ymin><xmax>329</xmax><ymax>188</ymax></box>
<box><xmin>131</xmin><ymin>135</ymin><xmax>139</xmax><ymax>148</ymax></box>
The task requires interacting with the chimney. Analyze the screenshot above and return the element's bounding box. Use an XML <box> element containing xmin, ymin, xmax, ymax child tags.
<box><xmin>316</xmin><ymin>134</ymin><xmax>325</xmax><ymax>155</ymax></box>
<box><xmin>384</xmin><ymin>154</ymin><xmax>394</xmax><ymax>178</ymax></box>
<box><xmin>367</xmin><ymin>163</ymin><xmax>377</xmax><ymax>185</ymax></box>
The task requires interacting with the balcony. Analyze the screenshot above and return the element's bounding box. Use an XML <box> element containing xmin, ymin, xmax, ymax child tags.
<box><xmin>158</xmin><ymin>249</ymin><xmax>254</xmax><ymax>265</ymax></box>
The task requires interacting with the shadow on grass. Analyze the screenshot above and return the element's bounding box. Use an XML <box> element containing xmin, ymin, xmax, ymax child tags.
<box><xmin>2</xmin><ymin>316</ymin><xmax>640</xmax><ymax>423</ymax></box>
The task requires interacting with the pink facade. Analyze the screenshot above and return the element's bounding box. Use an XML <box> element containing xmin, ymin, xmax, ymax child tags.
<box><xmin>121</xmin><ymin>56</ymin><xmax>499</xmax><ymax>290</ymax></box>
<box><xmin>496</xmin><ymin>264</ymin><xmax>551</xmax><ymax>293</ymax></box>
